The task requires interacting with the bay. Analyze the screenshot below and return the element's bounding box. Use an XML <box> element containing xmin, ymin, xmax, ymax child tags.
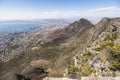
<box><xmin>0</xmin><ymin>21</ymin><xmax>41</xmax><ymax>33</ymax></box>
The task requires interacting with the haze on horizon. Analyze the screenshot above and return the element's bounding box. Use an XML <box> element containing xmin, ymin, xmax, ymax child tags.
<box><xmin>0</xmin><ymin>0</ymin><xmax>120</xmax><ymax>21</ymax></box>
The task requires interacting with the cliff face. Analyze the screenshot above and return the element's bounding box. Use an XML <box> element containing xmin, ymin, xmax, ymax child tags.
<box><xmin>0</xmin><ymin>18</ymin><xmax>120</xmax><ymax>80</ymax></box>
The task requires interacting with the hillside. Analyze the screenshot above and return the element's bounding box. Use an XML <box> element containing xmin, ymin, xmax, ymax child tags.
<box><xmin>0</xmin><ymin>18</ymin><xmax>120</xmax><ymax>80</ymax></box>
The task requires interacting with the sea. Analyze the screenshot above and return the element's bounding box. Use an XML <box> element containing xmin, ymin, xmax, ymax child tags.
<box><xmin>0</xmin><ymin>21</ymin><xmax>41</xmax><ymax>33</ymax></box>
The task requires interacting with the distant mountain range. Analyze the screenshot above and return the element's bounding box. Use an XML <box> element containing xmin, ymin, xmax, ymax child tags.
<box><xmin>0</xmin><ymin>19</ymin><xmax>72</xmax><ymax>23</ymax></box>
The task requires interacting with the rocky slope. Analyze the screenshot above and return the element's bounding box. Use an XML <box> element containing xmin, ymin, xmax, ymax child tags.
<box><xmin>0</xmin><ymin>18</ymin><xmax>120</xmax><ymax>80</ymax></box>
<box><xmin>64</xmin><ymin>18</ymin><xmax>120</xmax><ymax>78</ymax></box>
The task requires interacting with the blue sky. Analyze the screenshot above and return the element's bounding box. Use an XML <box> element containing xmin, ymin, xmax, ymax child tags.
<box><xmin>0</xmin><ymin>0</ymin><xmax>120</xmax><ymax>20</ymax></box>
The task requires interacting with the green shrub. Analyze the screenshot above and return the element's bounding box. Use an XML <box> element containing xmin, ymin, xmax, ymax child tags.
<box><xmin>95</xmin><ymin>40</ymin><xmax>120</xmax><ymax>70</ymax></box>
<box><xmin>94</xmin><ymin>40</ymin><xmax>120</xmax><ymax>71</ymax></box>
<box><xmin>67</xmin><ymin>66</ymin><xmax>79</xmax><ymax>74</ymax></box>
<box><xmin>107</xmin><ymin>43</ymin><xmax>120</xmax><ymax>56</ymax></box>
<box><xmin>94</xmin><ymin>46</ymin><xmax>103</xmax><ymax>51</ymax></box>
<box><xmin>94</xmin><ymin>40</ymin><xmax>115</xmax><ymax>51</ymax></box>
<box><xmin>108</xmin><ymin>60</ymin><xmax>120</xmax><ymax>70</ymax></box>
<box><xmin>84</xmin><ymin>52</ymin><xmax>93</xmax><ymax>60</ymax></box>
<box><xmin>82</xmin><ymin>64</ymin><xmax>91</xmax><ymax>76</ymax></box>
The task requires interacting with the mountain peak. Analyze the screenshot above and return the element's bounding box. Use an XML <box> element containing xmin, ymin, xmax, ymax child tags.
<box><xmin>64</xmin><ymin>18</ymin><xmax>94</xmax><ymax>37</ymax></box>
<box><xmin>79</xmin><ymin>18</ymin><xmax>91</xmax><ymax>23</ymax></box>
<box><xmin>48</xmin><ymin>18</ymin><xmax>95</xmax><ymax>42</ymax></box>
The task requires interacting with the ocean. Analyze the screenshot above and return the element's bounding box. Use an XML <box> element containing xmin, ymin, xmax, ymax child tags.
<box><xmin>0</xmin><ymin>21</ymin><xmax>41</xmax><ymax>33</ymax></box>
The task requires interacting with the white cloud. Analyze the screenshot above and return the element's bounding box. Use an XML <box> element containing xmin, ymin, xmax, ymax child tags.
<box><xmin>90</xmin><ymin>6</ymin><xmax>120</xmax><ymax>12</ymax></box>
<box><xmin>0</xmin><ymin>10</ymin><xmax>87</xmax><ymax>20</ymax></box>
<box><xmin>88</xmin><ymin>6</ymin><xmax>120</xmax><ymax>18</ymax></box>
<box><xmin>0</xmin><ymin>6</ymin><xmax>120</xmax><ymax>20</ymax></box>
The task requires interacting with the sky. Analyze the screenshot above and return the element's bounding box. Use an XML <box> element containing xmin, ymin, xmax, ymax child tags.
<box><xmin>0</xmin><ymin>0</ymin><xmax>120</xmax><ymax>20</ymax></box>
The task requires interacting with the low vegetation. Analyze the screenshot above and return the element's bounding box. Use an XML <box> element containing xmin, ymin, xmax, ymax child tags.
<box><xmin>82</xmin><ymin>64</ymin><xmax>91</xmax><ymax>76</ymax></box>
<box><xmin>94</xmin><ymin>40</ymin><xmax>115</xmax><ymax>51</ymax></box>
<box><xmin>94</xmin><ymin>39</ymin><xmax>120</xmax><ymax>71</ymax></box>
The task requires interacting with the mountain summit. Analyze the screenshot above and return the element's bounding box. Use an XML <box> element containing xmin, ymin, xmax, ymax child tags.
<box><xmin>48</xmin><ymin>18</ymin><xmax>94</xmax><ymax>42</ymax></box>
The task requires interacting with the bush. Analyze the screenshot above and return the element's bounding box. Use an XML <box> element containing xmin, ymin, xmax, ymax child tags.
<box><xmin>67</xmin><ymin>66</ymin><xmax>79</xmax><ymax>74</ymax></box>
<box><xmin>82</xmin><ymin>64</ymin><xmax>91</xmax><ymax>76</ymax></box>
<box><xmin>107</xmin><ymin>43</ymin><xmax>120</xmax><ymax>56</ymax></box>
<box><xmin>94</xmin><ymin>40</ymin><xmax>115</xmax><ymax>51</ymax></box>
<box><xmin>94</xmin><ymin>40</ymin><xmax>120</xmax><ymax>71</ymax></box>
<box><xmin>84</xmin><ymin>52</ymin><xmax>93</xmax><ymax>61</ymax></box>
<box><xmin>107</xmin><ymin>43</ymin><xmax>120</xmax><ymax>70</ymax></box>
<box><xmin>108</xmin><ymin>61</ymin><xmax>120</xmax><ymax>70</ymax></box>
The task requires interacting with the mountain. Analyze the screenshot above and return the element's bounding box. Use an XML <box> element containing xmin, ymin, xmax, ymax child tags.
<box><xmin>0</xmin><ymin>17</ymin><xmax>120</xmax><ymax>80</ymax></box>
<box><xmin>48</xmin><ymin>18</ymin><xmax>94</xmax><ymax>42</ymax></box>
<box><xmin>63</xmin><ymin>17</ymin><xmax>120</xmax><ymax>78</ymax></box>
